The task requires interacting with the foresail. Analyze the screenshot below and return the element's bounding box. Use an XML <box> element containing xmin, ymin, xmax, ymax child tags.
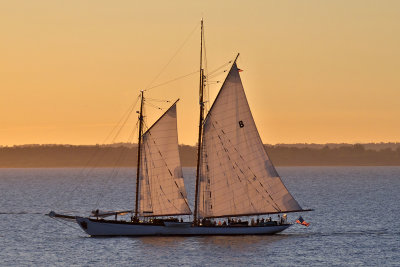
<box><xmin>139</xmin><ymin>102</ymin><xmax>192</xmax><ymax>216</ymax></box>
<box><xmin>199</xmin><ymin>62</ymin><xmax>302</xmax><ymax>218</ymax></box>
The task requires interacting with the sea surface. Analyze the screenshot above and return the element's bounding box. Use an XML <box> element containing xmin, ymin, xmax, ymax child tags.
<box><xmin>0</xmin><ymin>167</ymin><xmax>399</xmax><ymax>266</ymax></box>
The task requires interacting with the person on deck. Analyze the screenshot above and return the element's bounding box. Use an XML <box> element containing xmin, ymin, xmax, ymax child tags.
<box><xmin>282</xmin><ymin>214</ymin><xmax>287</xmax><ymax>224</ymax></box>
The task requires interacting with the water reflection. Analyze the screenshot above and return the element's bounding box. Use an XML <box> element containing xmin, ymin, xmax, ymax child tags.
<box><xmin>200</xmin><ymin>234</ymin><xmax>290</xmax><ymax>249</ymax></box>
<box><xmin>137</xmin><ymin>234</ymin><xmax>290</xmax><ymax>249</ymax></box>
<box><xmin>137</xmin><ymin>236</ymin><xmax>188</xmax><ymax>247</ymax></box>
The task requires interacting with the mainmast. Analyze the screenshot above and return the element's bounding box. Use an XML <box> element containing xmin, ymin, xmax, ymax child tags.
<box><xmin>134</xmin><ymin>90</ymin><xmax>145</xmax><ymax>219</ymax></box>
<box><xmin>194</xmin><ymin>19</ymin><xmax>204</xmax><ymax>225</ymax></box>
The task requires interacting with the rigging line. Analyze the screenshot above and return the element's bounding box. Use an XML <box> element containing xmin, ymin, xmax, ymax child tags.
<box><xmin>202</xmin><ymin>24</ymin><xmax>211</xmax><ymax>112</ymax></box>
<box><xmin>53</xmin><ymin>95</ymin><xmax>139</xmax><ymax>200</ymax></box>
<box><xmin>146</xmin><ymin>131</ymin><xmax>191</xmax><ymax>212</ymax></box>
<box><xmin>208</xmin><ymin>119</ymin><xmax>280</xmax><ymax>213</ymax></box>
<box><xmin>142</xmin><ymin>117</ymin><xmax>190</xmax><ymax>213</ymax></box>
<box><xmin>146</xmin><ymin>135</ymin><xmax>163</xmax><ymax>215</ymax></box>
<box><xmin>213</xmin><ymin>129</ymin><xmax>258</xmax><ymax>212</ymax></box>
<box><xmin>82</xmin><ymin>93</ymin><xmax>140</xmax><ymax>171</ymax></box>
<box><xmin>201</xmin><ymin>134</ymin><xmax>225</xmax><ymax>215</ymax></box>
<box><xmin>254</xmin><ymin>129</ymin><xmax>294</xmax><ymax>206</ymax></box>
<box><xmin>142</xmin><ymin>120</ymin><xmax>149</xmax><ymax>134</ymax></box>
<box><xmin>146</xmin><ymin>71</ymin><xmax>199</xmax><ymax>91</ymax></box>
<box><xmin>94</xmin><ymin>120</ymin><xmax>139</xmax><ymax>209</ymax></box>
<box><xmin>202</xmin><ymin>139</ymin><xmax>216</xmax><ymax>215</ymax></box>
<box><xmin>233</xmin><ymin>119</ymin><xmax>282</xmax><ymax>210</ymax></box>
<box><xmin>217</xmin><ymin>136</ymin><xmax>254</xmax><ymax>214</ymax></box>
<box><xmin>94</xmin><ymin>119</ymin><xmax>139</xmax><ymax>204</ymax></box>
<box><xmin>92</xmin><ymin>95</ymin><xmax>141</xmax><ymax>197</ymax></box>
<box><xmin>205</xmin><ymin>81</ymin><xmax>220</xmax><ymax>85</ymax></box>
<box><xmin>144</xmin><ymin>22</ymin><xmax>200</xmax><ymax>91</ymax></box>
<box><xmin>53</xmin><ymin>95</ymin><xmax>141</xmax><ymax>209</ymax></box>
<box><xmin>216</xmin><ymin>123</ymin><xmax>281</xmax><ymax>212</ymax></box>
<box><xmin>207</xmin><ymin>61</ymin><xmax>232</xmax><ymax>76</ymax></box>
<box><xmin>206</xmin><ymin>143</ymin><xmax>239</xmax><ymax>215</ymax></box>
<box><xmin>208</xmin><ymin>70</ymin><xmax>228</xmax><ymax>79</ymax></box>
<box><xmin>140</xmin><ymin>136</ymin><xmax>154</xmax><ymax>214</ymax></box>
<box><xmin>101</xmin><ymin>94</ymin><xmax>141</xmax><ymax>145</ymax></box>
<box><xmin>145</xmin><ymin>98</ymin><xmax>171</xmax><ymax>103</ymax></box>
<box><xmin>52</xmin><ymin>95</ymin><xmax>140</xmax><ymax>208</ymax></box>
<box><xmin>81</xmin><ymin>94</ymin><xmax>139</xmax><ymax>177</ymax></box>
<box><xmin>223</xmin><ymin>144</ymin><xmax>280</xmax><ymax>211</ymax></box>
<box><xmin>50</xmin><ymin>217</ymin><xmax>81</xmax><ymax>230</ymax></box>
<box><xmin>110</xmin><ymin>94</ymin><xmax>141</xmax><ymax>144</ymax></box>
<box><xmin>140</xmin><ymin>128</ymin><xmax>164</xmax><ymax>216</ymax></box>
<box><xmin>138</xmin><ymin>120</ymin><xmax>165</xmax><ymax>216</ymax></box>
<box><xmin>145</xmin><ymin>101</ymin><xmax>164</xmax><ymax>110</ymax></box>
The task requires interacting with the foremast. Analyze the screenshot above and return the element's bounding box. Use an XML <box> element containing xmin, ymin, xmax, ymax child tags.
<box><xmin>134</xmin><ymin>90</ymin><xmax>145</xmax><ymax>219</ymax></box>
<box><xmin>194</xmin><ymin>19</ymin><xmax>204</xmax><ymax>225</ymax></box>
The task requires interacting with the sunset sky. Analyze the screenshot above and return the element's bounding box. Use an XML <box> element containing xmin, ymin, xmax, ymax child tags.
<box><xmin>1</xmin><ymin>1</ymin><xmax>399</xmax><ymax>146</ymax></box>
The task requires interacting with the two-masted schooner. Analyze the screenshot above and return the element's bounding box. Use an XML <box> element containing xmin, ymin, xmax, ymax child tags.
<box><xmin>49</xmin><ymin>20</ymin><xmax>311</xmax><ymax>236</ymax></box>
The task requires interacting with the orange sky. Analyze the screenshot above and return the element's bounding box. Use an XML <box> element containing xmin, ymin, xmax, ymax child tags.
<box><xmin>1</xmin><ymin>1</ymin><xmax>399</xmax><ymax>146</ymax></box>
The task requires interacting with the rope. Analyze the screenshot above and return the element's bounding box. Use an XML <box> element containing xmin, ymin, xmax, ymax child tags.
<box><xmin>146</xmin><ymin>71</ymin><xmax>199</xmax><ymax>91</ymax></box>
<box><xmin>50</xmin><ymin>217</ymin><xmax>81</xmax><ymax>230</ymax></box>
<box><xmin>208</xmin><ymin>61</ymin><xmax>232</xmax><ymax>76</ymax></box>
<box><xmin>147</xmin><ymin>132</ymin><xmax>191</xmax><ymax>211</ymax></box>
<box><xmin>145</xmin><ymin>98</ymin><xmax>171</xmax><ymax>103</ymax></box>
<box><xmin>144</xmin><ymin>101</ymin><xmax>164</xmax><ymax>111</ymax></box>
<box><xmin>144</xmin><ymin>22</ymin><xmax>200</xmax><ymax>91</ymax></box>
<box><xmin>208</xmin><ymin>69</ymin><xmax>228</xmax><ymax>79</ymax></box>
<box><xmin>138</xmin><ymin>116</ymin><xmax>191</xmax><ymax>216</ymax></box>
<box><xmin>202</xmin><ymin>24</ymin><xmax>210</xmax><ymax>112</ymax></box>
<box><xmin>94</xmin><ymin>120</ymin><xmax>139</xmax><ymax>208</ymax></box>
<box><xmin>52</xmin><ymin>94</ymin><xmax>140</xmax><ymax>209</ymax></box>
<box><xmin>203</xmin><ymin>117</ymin><xmax>281</xmax><ymax>214</ymax></box>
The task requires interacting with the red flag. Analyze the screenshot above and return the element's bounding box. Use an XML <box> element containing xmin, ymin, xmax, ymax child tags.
<box><xmin>296</xmin><ymin>216</ymin><xmax>310</xmax><ymax>227</ymax></box>
<box><xmin>238</xmin><ymin>68</ymin><xmax>243</xmax><ymax>72</ymax></box>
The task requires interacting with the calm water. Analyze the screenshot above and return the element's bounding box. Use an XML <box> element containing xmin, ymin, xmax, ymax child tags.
<box><xmin>0</xmin><ymin>167</ymin><xmax>399</xmax><ymax>266</ymax></box>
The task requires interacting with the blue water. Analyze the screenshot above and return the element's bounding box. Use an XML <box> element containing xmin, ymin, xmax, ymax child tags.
<box><xmin>0</xmin><ymin>167</ymin><xmax>399</xmax><ymax>266</ymax></box>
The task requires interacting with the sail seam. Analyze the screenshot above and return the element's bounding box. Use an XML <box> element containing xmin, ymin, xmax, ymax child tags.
<box><xmin>207</xmin><ymin>116</ymin><xmax>282</xmax><ymax>213</ymax></box>
<box><xmin>146</xmin><ymin>132</ymin><xmax>191</xmax><ymax>214</ymax></box>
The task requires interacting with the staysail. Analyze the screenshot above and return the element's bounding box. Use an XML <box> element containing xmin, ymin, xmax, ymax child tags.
<box><xmin>198</xmin><ymin>62</ymin><xmax>303</xmax><ymax>218</ymax></box>
<box><xmin>139</xmin><ymin>101</ymin><xmax>192</xmax><ymax>217</ymax></box>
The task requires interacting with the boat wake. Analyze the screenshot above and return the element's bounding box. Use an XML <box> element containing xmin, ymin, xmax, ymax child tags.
<box><xmin>288</xmin><ymin>229</ymin><xmax>394</xmax><ymax>238</ymax></box>
<box><xmin>325</xmin><ymin>229</ymin><xmax>393</xmax><ymax>236</ymax></box>
<box><xmin>0</xmin><ymin>211</ymin><xmax>43</xmax><ymax>215</ymax></box>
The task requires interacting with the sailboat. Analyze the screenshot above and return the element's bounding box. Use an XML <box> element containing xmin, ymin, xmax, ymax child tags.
<box><xmin>49</xmin><ymin>20</ymin><xmax>311</xmax><ymax>236</ymax></box>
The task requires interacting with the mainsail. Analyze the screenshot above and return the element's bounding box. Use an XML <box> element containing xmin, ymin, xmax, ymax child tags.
<box><xmin>198</xmin><ymin>62</ymin><xmax>303</xmax><ymax>218</ymax></box>
<box><xmin>139</xmin><ymin>101</ymin><xmax>192</xmax><ymax>217</ymax></box>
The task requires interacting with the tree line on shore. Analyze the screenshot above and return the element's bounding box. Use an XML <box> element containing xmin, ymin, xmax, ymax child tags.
<box><xmin>0</xmin><ymin>143</ymin><xmax>399</xmax><ymax>167</ymax></box>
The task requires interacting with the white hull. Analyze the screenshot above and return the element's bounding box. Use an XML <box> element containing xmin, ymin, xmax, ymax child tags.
<box><xmin>76</xmin><ymin>217</ymin><xmax>291</xmax><ymax>236</ymax></box>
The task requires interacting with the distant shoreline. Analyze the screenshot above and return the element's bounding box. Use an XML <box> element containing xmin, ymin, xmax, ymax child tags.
<box><xmin>1</xmin><ymin>143</ymin><xmax>399</xmax><ymax>167</ymax></box>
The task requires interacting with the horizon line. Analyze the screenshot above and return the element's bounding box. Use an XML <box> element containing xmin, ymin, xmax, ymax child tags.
<box><xmin>2</xmin><ymin>141</ymin><xmax>400</xmax><ymax>147</ymax></box>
